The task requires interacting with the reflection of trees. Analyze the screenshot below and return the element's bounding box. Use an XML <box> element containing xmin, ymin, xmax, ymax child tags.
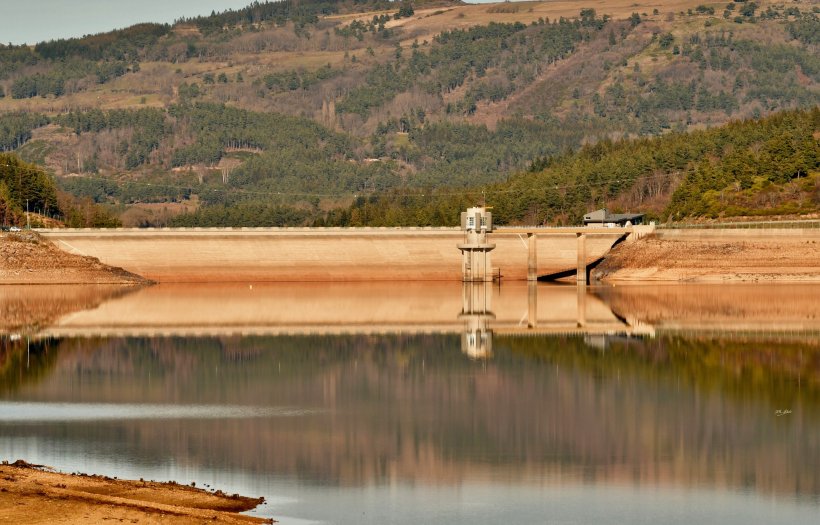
<box><xmin>0</xmin><ymin>337</ymin><xmax>61</xmax><ymax>394</ymax></box>
<box><xmin>5</xmin><ymin>333</ymin><xmax>819</xmax><ymax>501</ymax></box>
<box><xmin>501</xmin><ymin>335</ymin><xmax>820</xmax><ymax>409</ymax></box>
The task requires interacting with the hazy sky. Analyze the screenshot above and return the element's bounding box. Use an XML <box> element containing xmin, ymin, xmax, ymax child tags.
<box><xmin>1</xmin><ymin>0</ymin><xmax>250</xmax><ymax>45</ymax></box>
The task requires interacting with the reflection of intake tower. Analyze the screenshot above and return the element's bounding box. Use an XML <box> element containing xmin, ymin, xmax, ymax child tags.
<box><xmin>459</xmin><ymin>283</ymin><xmax>495</xmax><ymax>359</ymax></box>
<box><xmin>458</xmin><ymin>207</ymin><xmax>496</xmax><ymax>282</ymax></box>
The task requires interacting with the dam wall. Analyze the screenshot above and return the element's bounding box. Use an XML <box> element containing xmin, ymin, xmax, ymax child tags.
<box><xmin>38</xmin><ymin>227</ymin><xmax>625</xmax><ymax>283</ymax></box>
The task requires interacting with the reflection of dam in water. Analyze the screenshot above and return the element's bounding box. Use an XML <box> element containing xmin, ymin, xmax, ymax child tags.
<box><xmin>26</xmin><ymin>282</ymin><xmax>820</xmax><ymax>358</ymax></box>
<box><xmin>3</xmin><ymin>283</ymin><xmax>820</xmax><ymax>523</ymax></box>
<box><xmin>36</xmin><ymin>282</ymin><xmax>653</xmax><ymax>345</ymax></box>
<box><xmin>457</xmin><ymin>283</ymin><xmax>653</xmax><ymax>359</ymax></box>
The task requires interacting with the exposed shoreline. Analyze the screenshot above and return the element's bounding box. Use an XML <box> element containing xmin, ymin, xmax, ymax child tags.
<box><xmin>0</xmin><ymin>460</ymin><xmax>272</xmax><ymax>524</ymax></box>
<box><xmin>0</xmin><ymin>231</ymin><xmax>149</xmax><ymax>286</ymax></box>
<box><xmin>594</xmin><ymin>228</ymin><xmax>820</xmax><ymax>283</ymax></box>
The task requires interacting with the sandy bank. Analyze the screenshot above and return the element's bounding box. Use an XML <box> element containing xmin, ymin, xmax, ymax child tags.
<box><xmin>0</xmin><ymin>460</ymin><xmax>271</xmax><ymax>524</ymax></box>
<box><xmin>0</xmin><ymin>232</ymin><xmax>148</xmax><ymax>285</ymax></box>
<box><xmin>595</xmin><ymin>228</ymin><xmax>820</xmax><ymax>283</ymax></box>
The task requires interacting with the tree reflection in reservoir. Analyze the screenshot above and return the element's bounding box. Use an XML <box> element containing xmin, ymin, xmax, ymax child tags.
<box><xmin>0</xmin><ymin>282</ymin><xmax>819</xmax><ymax>513</ymax></box>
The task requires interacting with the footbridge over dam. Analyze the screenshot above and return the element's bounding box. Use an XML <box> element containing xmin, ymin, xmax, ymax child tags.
<box><xmin>37</xmin><ymin>224</ymin><xmax>653</xmax><ymax>283</ymax></box>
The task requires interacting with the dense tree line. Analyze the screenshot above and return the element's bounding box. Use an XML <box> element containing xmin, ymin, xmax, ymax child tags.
<box><xmin>9</xmin><ymin>59</ymin><xmax>132</xmax><ymax>99</ymax></box>
<box><xmin>0</xmin><ymin>43</ymin><xmax>38</xmax><ymax>80</ymax></box>
<box><xmin>512</xmin><ymin>107</ymin><xmax>819</xmax><ymax>222</ymax></box>
<box><xmin>262</xmin><ymin>64</ymin><xmax>339</xmax><ymax>92</ymax></box>
<box><xmin>53</xmin><ymin>107</ymin><xmax>169</xmax><ymax>169</ymax></box>
<box><xmin>395</xmin><ymin>116</ymin><xmax>589</xmax><ymax>188</ymax></box>
<box><xmin>334</xmin><ymin>13</ymin><xmax>393</xmax><ymax>40</ymax></box>
<box><xmin>320</xmin><ymin>108</ymin><xmax>820</xmax><ymax>226</ymax></box>
<box><xmin>190</xmin><ymin>0</ymin><xmax>343</xmax><ymax>34</ymax></box>
<box><xmin>0</xmin><ymin>113</ymin><xmax>49</xmax><ymax>151</ymax></box>
<box><xmin>0</xmin><ymin>153</ymin><xmax>122</xmax><ymax>227</ymax></box>
<box><xmin>169</xmin><ymin>202</ymin><xmax>310</xmax><ymax>227</ymax></box>
<box><xmin>54</xmin><ymin>107</ymin><xmax>164</xmax><ymax>134</ymax></box>
<box><xmin>33</xmin><ymin>23</ymin><xmax>170</xmax><ymax>61</ymax></box>
<box><xmin>167</xmin><ymin>101</ymin><xmax>351</xmax><ymax>167</ymax></box>
<box><xmin>58</xmin><ymin>176</ymin><xmax>192</xmax><ymax>205</ymax></box>
<box><xmin>0</xmin><ymin>153</ymin><xmax>59</xmax><ymax>224</ymax></box>
<box><xmin>10</xmin><ymin>72</ymin><xmax>65</xmax><ymax>99</ymax></box>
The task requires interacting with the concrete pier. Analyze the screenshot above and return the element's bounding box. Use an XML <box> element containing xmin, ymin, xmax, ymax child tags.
<box><xmin>527</xmin><ymin>233</ymin><xmax>537</xmax><ymax>281</ymax></box>
<box><xmin>577</xmin><ymin>233</ymin><xmax>587</xmax><ymax>284</ymax></box>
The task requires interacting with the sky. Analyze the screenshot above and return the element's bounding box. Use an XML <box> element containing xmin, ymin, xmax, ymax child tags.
<box><xmin>1</xmin><ymin>1</ymin><xmax>501</xmax><ymax>45</ymax></box>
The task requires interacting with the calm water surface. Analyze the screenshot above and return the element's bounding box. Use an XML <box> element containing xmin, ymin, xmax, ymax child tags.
<box><xmin>1</xmin><ymin>283</ymin><xmax>819</xmax><ymax>524</ymax></box>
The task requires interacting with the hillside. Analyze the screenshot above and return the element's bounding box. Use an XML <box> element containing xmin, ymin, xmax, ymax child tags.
<box><xmin>331</xmin><ymin>107</ymin><xmax>820</xmax><ymax>226</ymax></box>
<box><xmin>0</xmin><ymin>0</ymin><xmax>818</xmax><ymax>226</ymax></box>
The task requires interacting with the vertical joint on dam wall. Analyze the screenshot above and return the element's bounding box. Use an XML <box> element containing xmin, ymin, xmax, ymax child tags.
<box><xmin>458</xmin><ymin>207</ymin><xmax>496</xmax><ymax>282</ymax></box>
<box><xmin>527</xmin><ymin>233</ymin><xmax>537</xmax><ymax>282</ymax></box>
<box><xmin>576</xmin><ymin>233</ymin><xmax>587</xmax><ymax>284</ymax></box>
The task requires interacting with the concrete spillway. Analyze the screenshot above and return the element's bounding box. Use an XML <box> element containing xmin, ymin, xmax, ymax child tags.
<box><xmin>38</xmin><ymin>227</ymin><xmax>627</xmax><ymax>283</ymax></box>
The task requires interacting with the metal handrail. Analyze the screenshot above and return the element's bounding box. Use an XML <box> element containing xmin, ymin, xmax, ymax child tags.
<box><xmin>659</xmin><ymin>219</ymin><xmax>820</xmax><ymax>230</ymax></box>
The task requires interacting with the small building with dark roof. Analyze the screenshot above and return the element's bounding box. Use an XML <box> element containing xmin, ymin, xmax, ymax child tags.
<box><xmin>583</xmin><ymin>208</ymin><xmax>645</xmax><ymax>226</ymax></box>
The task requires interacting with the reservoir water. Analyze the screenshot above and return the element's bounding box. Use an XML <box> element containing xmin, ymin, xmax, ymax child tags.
<box><xmin>1</xmin><ymin>283</ymin><xmax>819</xmax><ymax>524</ymax></box>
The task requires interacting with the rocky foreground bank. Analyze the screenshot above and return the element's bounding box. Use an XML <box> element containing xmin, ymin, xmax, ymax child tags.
<box><xmin>0</xmin><ymin>461</ymin><xmax>272</xmax><ymax>524</ymax></box>
<box><xmin>595</xmin><ymin>228</ymin><xmax>820</xmax><ymax>283</ymax></box>
<box><xmin>0</xmin><ymin>231</ymin><xmax>148</xmax><ymax>285</ymax></box>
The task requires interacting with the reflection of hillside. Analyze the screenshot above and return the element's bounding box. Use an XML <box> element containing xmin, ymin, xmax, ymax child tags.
<box><xmin>7</xmin><ymin>334</ymin><xmax>819</xmax><ymax>501</ymax></box>
<box><xmin>0</xmin><ymin>284</ymin><xmax>142</xmax><ymax>333</ymax></box>
<box><xmin>501</xmin><ymin>335</ymin><xmax>820</xmax><ymax>407</ymax></box>
<box><xmin>596</xmin><ymin>284</ymin><xmax>820</xmax><ymax>333</ymax></box>
<box><xmin>0</xmin><ymin>337</ymin><xmax>61</xmax><ymax>394</ymax></box>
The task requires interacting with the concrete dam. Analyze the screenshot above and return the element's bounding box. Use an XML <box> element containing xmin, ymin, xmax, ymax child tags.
<box><xmin>38</xmin><ymin>226</ymin><xmax>642</xmax><ymax>283</ymax></box>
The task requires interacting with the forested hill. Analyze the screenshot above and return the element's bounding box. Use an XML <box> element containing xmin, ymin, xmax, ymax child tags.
<box><xmin>0</xmin><ymin>0</ymin><xmax>819</xmax><ymax>227</ymax></box>
<box><xmin>324</xmin><ymin>107</ymin><xmax>820</xmax><ymax>227</ymax></box>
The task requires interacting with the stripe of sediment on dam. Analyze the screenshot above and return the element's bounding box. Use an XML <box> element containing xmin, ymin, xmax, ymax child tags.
<box><xmin>36</xmin><ymin>227</ymin><xmax>625</xmax><ymax>283</ymax></box>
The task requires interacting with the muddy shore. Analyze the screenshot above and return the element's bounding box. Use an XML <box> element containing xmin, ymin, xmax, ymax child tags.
<box><xmin>0</xmin><ymin>460</ymin><xmax>271</xmax><ymax>524</ymax></box>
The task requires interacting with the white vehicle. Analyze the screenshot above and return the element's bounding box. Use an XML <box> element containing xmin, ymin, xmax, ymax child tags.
<box><xmin>9</xmin><ymin>226</ymin><xmax>22</xmax><ymax>232</ymax></box>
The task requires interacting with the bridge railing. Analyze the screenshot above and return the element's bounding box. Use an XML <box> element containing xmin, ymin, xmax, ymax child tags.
<box><xmin>659</xmin><ymin>219</ymin><xmax>820</xmax><ymax>230</ymax></box>
<box><xmin>35</xmin><ymin>226</ymin><xmax>464</xmax><ymax>233</ymax></box>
